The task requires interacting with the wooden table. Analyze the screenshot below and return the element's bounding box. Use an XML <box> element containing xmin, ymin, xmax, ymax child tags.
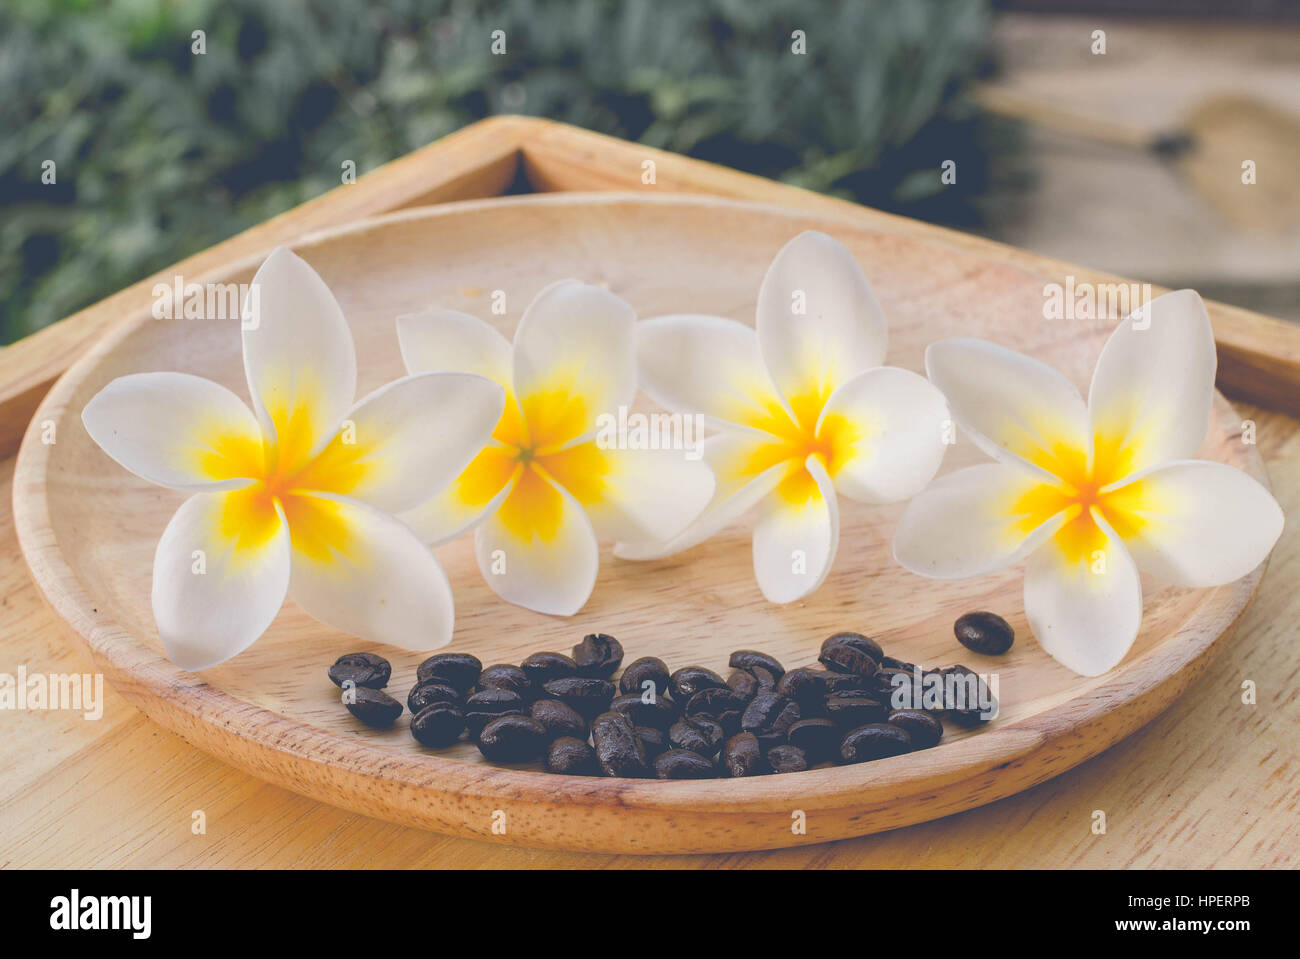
<box><xmin>2</xmin><ymin>117</ymin><xmax>1296</xmax><ymax>868</ymax></box>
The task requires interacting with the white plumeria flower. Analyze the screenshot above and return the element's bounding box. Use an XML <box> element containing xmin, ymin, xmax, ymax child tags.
<box><xmin>395</xmin><ymin>280</ymin><xmax>716</xmax><ymax>616</ymax></box>
<box><xmin>614</xmin><ymin>231</ymin><xmax>951</xmax><ymax>603</ymax></box>
<box><xmin>82</xmin><ymin>247</ymin><xmax>505</xmax><ymax>670</ymax></box>
<box><xmin>894</xmin><ymin>289</ymin><xmax>1284</xmax><ymax>676</ymax></box>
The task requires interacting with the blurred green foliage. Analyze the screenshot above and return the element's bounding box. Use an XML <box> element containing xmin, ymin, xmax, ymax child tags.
<box><xmin>0</xmin><ymin>0</ymin><xmax>997</xmax><ymax>344</ymax></box>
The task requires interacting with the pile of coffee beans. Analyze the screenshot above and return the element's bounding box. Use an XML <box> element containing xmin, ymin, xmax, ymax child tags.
<box><xmin>328</xmin><ymin>622</ymin><xmax>1001</xmax><ymax>780</ymax></box>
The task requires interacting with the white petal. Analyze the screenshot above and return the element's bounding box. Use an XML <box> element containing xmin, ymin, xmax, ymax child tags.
<box><xmin>1024</xmin><ymin>516</ymin><xmax>1142</xmax><ymax>676</ymax></box>
<box><xmin>396</xmin><ymin>309</ymin><xmax>512</xmax><ymax>388</ymax></box>
<box><xmin>1088</xmin><ymin>289</ymin><xmax>1217</xmax><ymax>477</ymax></box>
<box><xmin>1106</xmin><ymin>459</ymin><xmax>1283</xmax><ymax>587</ymax></box>
<box><xmin>474</xmin><ymin>469</ymin><xmax>599</xmax><ymax>616</ymax></box>
<box><xmin>83</xmin><ymin>372</ymin><xmax>262</xmax><ymax>492</ymax></box>
<box><xmin>286</xmin><ymin>493</ymin><xmax>454</xmax><ymax>650</ymax></box>
<box><xmin>752</xmin><ymin>455</ymin><xmax>840</xmax><ymax>604</ymax></box>
<box><xmin>398</xmin><ymin>445</ymin><xmax>520</xmax><ymax>545</ymax></box>
<box><xmin>926</xmin><ymin>338</ymin><xmax>1090</xmax><ymax>479</ymax></box>
<box><xmin>818</xmin><ymin>366</ymin><xmax>950</xmax><ymax>504</ymax></box>
<box><xmin>242</xmin><ymin>247</ymin><xmax>356</xmax><ymax>461</ymax></box>
<box><xmin>893</xmin><ymin>463</ymin><xmax>1068</xmax><ymax>579</ymax></box>
<box><xmin>756</xmin><ymin>231</ymin><xmax>887</xmax><ymax>406</ymax></box>
<box><xmin>307</xmin><ymin>372</ymin><xmax>504</xmax><ymax>514</ymax></box>
<box><xmin>152</xmin><ymin>491</ymin><xmax>291</xmax><ymax>670</ymax></box>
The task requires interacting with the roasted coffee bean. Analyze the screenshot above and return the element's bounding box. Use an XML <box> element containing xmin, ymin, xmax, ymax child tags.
<box><xmin>328</xmin><ymin>652</ymin><xmax>391</xmax><ymax>689</ymax></box>
<box><xmin>464</xmin><ymin>688</ymin><xmax>527</xmax><ymax>734</ymax></box>
<box><xmin>416</xmin><ymin>652</ymin><xmax>482</xmax><ymax>692</ymax></box>
<box><xmin>871</xmin><ymin>667</ymin><xmax>923</xmax><ymax>710</ymax></box>
<box><xmin>410</xmin><ymin>702</ymin><xmax>466</xmax><ymax>747</ymax></box>
<box><xmin>727</xmin><ymin>669</ymin><xmax>759</xmax><ymax>701</ymax></box>
<box><xmin>477</xmin><ymin>664</ymin><xmax>535</xmax><ymax>700</ymax></box>
<box><xmin>541</xmin><ymin>676</ymin><xmax>616</xmax><ymax>720</ymax></box>
<box><xmin>766</xmin><ymin>744</ymin><xmax>808</xmax><ymax>774</ymax></box>
<box><xmin>670</xmin><ymin>666</ymin><xmax>728</xmax><ymax>701</ymax></box>
<box><xmin>529</xmin><ymin>698</ymin><xmax>588</xmax><ymax>741</ymax></box>
<box><xmin>591</xmin><ymin>711</ymin><xmax>650</xmax><ymax>778</ymax></box>
<box><xmin>728</xmin><ymin>650</ymin><xmax>785</xmax><ymax>679</ymax></box>
<box><xmin>572</xmin><ymin>633</ymin><xmax>624</xmax><ymax>679</ymax></box>
<box><xmin>546</xmin><ymin>736</ymin><xmax>600</xmax><ymax>776</ymax></box>
<box><xmin>818</xmin><ymin>632</ymin><xmax>882</xmax><ymax>676</ymax></box>
<box><xmin>940</xmin><ymin>664</ymin><xmax>998</xmax><ymax>725</ymax></box>
<box><xmin>825</xmin><ymin>691</ymin><xmax>888</xmax><ymax>728</ymax></box>
<box><xmin>609</xmin><ymin>692</ymin><xmax>678</xmax><ymax>730</ymax></box>
<box><xmin>721</xmin><ymin>732</ymin><xmax>767</xmax><ymax>778</ymax></box>
<box><xmin>636</xmin><ymin>726</ymin><xmax>668</xmax><ymax>760</ymax></box>
<box><xmin>655</xmin><ymin>749</ymin><xmax>717</xmax><ymax>780</ymax></box>
<box><xmin>786</xmin><ymin>717</ymin><xmax>840</xmax><ymax>762</ymax></box>
<box><xmin>668</xmin><ymin>716</ymin><xmax>726</xmax><ymax>759</ymax></box>
<box><xmin>520</xmin><ymin>651</ymin><xmax>579</xmax><ymax>685</ymax></box>
<box><xmin>619</xmin><ymin>657</ymin><xmax>670</xmax><ymax>697</ymax></box>
<box><xmin>740</xmin><ymin>693</ymin><xmax>801</xmax><ymax>739</ymax></box>
<box><xmin>344</xmin><ymin>687</ymin><xmax>403</xmax><ymax>728</ymax></box>
<box><xmin>776</xmin><ymin>667</ymin><xmax>830</xmax><ymax>709</ymax></box>
<box><xmin>407</xmin><ymin>679</ymin><xmax>461</xmax><ymax>714</ymax></box>
<box><xmin>823</xmin><ymin>671</ymin><xmax>870</xmax><ymax>693</ymax></box>
<box><xmin>887</xmin><ymin>709</ymin><xmax>944</xmax><ymax>749</ymax></box>
<box><xmin>954</xmin><ymin>611</ymin><xmax>1015</xmax><ymax>656</ymax></box>
<box><xmin>839</xmin><ymin>723</ymin><xmax>914</xmax><ymax>764</ymax></box>
<box><xmin>684</xmin><ymin>686</ymin><xmax>750</xmax><ymax>718</ymax></box>
<box><xmin>477</xmin><ymin>715</ymin><xmax>548</xmax><ymax>763</ymax></box>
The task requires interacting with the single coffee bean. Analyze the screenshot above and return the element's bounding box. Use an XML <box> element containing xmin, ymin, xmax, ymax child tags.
<box><xmin>871</xmin><ymin>667</ymin><xmax>924</xmax><ymax>710</ymax></box>
<box><xmin>328</xmin><ymin>652</ymin><xmax>391</xmax><ymax>689</ymax></box>
<box><xmin>954</xmin><ymin>611</ymin><xmax>1015</xmax><ymax>656</ymax></box>
<box><xmin>406</xmin><ymin>679</ymin><xmax>461</xmax><ymax>714</ymax></box>
<box><xmin>740</xmin><ymin>692</ymin><xmax>801</xmax><ymax>739</ymax></box>
<box><xmin>775</xmin><ymin>667</ymin><xmax>831</xmax><ymax>714</ymax></box>
<box><xmin>939</xmin><ymin>664</ymin><xmax>998</xmax><ymax>725</ymax></box>
<box><xmin>825</xmin><ymin>691</ymin><xmax>888</xmax><ymax>728</ymax></box>
<box><xmin>819</xmin><ymin>633</ymin><xmax>882</xmax><ymax>676</ymax></box>
<box><xmin>728</xmin><ymin>669</ymin><xmax>759</xmax><ymax>701</ymax></box>
<box><xmin>747</xmin><ymin>666</ymin><xmax>778</xmax><ymax>692</ymax></box>
<box><xmin>416</xmin><ymin>652</ymin><xmax>482</xmax><ymax>692</ymax></box>
<box><xmin>541</xmin><ymin>676</ymin><xmax>616</xmax><ymax>720</ymax></box>
<box><xmin>839</xmin><ymin>723</ymin><xmax>914</xmax><ymax>764</ymax></box>
<box><xmin>728</xmin><ymin>649</ymin><xmax>786</xmax><ymax>679</ymax></box>
<box><xmin>668</xmin><ymin>716</ymin><xmax>726</xmax><ymax>759</ymax></box>
<box><xmin>823</xmin><ymin>671</ymin><xmax>869</xmax><ymax>693</ymax></box>
<box><xmin>670</xmin><ymin>666</ymin><xmax>728</xmax><ymax>701</ymax></box>
<box><xmin>344</xmin><ymin>687</ymin><xmax>402</xmax><ymax>728</ymax></box>
<box><xmin>721</xmin><ymin>732</ymin><xmax>767</xmax><ymax>777</ymax></box>
<box><xmin>887</xmin><ymin>709</ymin><xmax>944</xmax><ymax>749</ymax></box>
<box><xmin>572</xmin><ymin>633</ymin><xmax>624</xmax><ymax>679</ymax></box>
<box><xmin>655</xmin><ymin>749</ymin><xmax>717</xmax><ymax>780</ymax></box>
<box><xmin>786</xmin><ymin>717</ymin><xmax>840</xmax><ymax>762</ymax></box>
<box><xmin>477</xmin><ymin>664</ymin><xmax>535</xmax><ymax>700</ymax></box>
<box><xmin>477</xmin><ymin>715</ymin><xmax>548</xmax><ymax>763</ymax></box>
<box><xmin>591</xmin><ymin>711</ymin><xmax>650</xmax><ymax>778</ymax></box>
<box><xmin>410</xmin><ymin>702</ymin><xmax>466</xmax><ymax>747</ymax></box>
<box><xmin>636</xmin><ymin>726</ymin><xmax>668</xmax><ymax>760</ymax></box>
<box><xmin>609</xmin><ymin>692</ymin><xmax>678</xmax><ymax>730</ymax></box>
<box><xmin>684</xmin><ymin>686</ymin><xmax>750</xmax><ymax>719</ymax></box>
<box><xmin>766</xmin><ymin>744</ymin><xmax>808</xmax><ymax>774</ymax></box>
<box><xmin>546</xmin><ymin>736</ymin><xmax>599</xmax><ymax>776</ymax></box>
<box><xmin>520</xmin><ymin>651</ymin><xmax>579</xmax><ymax>685</ymax></box>
<box><xmin>619</xmin><ymin>657</ymin><xmax>670</xmax><ymax>697</ymax></box>
<box><xmin>529</xmin><ymin>698</ymin><xmax>588</xmax><ymax>741</ymax></box>
<box><xmin>464</xmin><ymin>688</ymin><xmax>527</xmax><ymax>734</ymax></box>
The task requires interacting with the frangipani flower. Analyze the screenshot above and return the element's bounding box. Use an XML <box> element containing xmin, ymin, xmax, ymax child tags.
<box><xmin>615</xmin><ymin>231</ymin><xmax>950</xmax><ymax>603</ymax></box>
<box><xmin>82</xmin><ymin>247</ymin><xmax>505</xmax><ymax>670</ymax></box>
<box><xmin>894</xmin><ymin>289</ymin><xmax>1284</xmax><ymax>676</ymax></box>
<box><xmin>395</xmin><ymin>281</ymin><xmax>715</xmax><ymax>616</ymax></box>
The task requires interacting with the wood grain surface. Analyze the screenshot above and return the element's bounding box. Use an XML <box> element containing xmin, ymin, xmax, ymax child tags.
<box><xmin>1</xmin><ymin>118</ymin><xmax>1297</xmax><ymax>867</ymax></box>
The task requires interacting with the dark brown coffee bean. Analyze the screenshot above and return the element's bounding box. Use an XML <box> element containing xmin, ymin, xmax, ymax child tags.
<box><xmin>670</xmin><ymin>666</ymin><xmax>728</xmax><ymax>701</ymax></box>
<box><xmin>406</xmin><ymin>679</ymin><xmax>461</xmax><ymax>714</ymax></box>
<box><xmin>776</xmin><ymin>668</ymin><xmax>830</xmax><ymax>709</ymax></box>
<box><xmin>839</xmin><ymin>723</ymin><xmax>914</xmax><ymax>764</ymax></box>
<box><xmin>880</xmin><ymin>656</ymin><xmax>917</xmax><ymax>672</ymax></box>
<box><xmin>636</xmin><ymin>726</ymin><xmax>668</xmax><ymax>760</ymax></box>
<box><xmin>344</xmin><ymin>687</ymin><xmax>402</xmax><ymax>727</ymax></box>
<box><xmin>955</xmin><ymin>611</ymin><xmax>1015</xmax><ymax>656</ymax></box>
<box><xmin>546</xmin><ymin>736</ymin><xmax>599</xmax><ymax>776</ymax></box>
<box><xmin>819</xmin><ymin>633</ymin><xmax>882</xmax><ymax>676</ymax></box>
<box><xmin>477</xmin><ymin>715</ymin><xmax>548</xmax><ymax>763</ymax></box>
<box><xmin>684</xmin><ymin>686</ymin><xmax>750</xmax><ymax>718</ymax></box>
<box><xmin>871</xmin><ymin>666</ymin><xmax>924</xmax><ymax>710</ymax></box>
<box><xmin>572</xmin><ymin>633</ymin><xmax>623</xmax><ymax>678</ymax></box>
<box><xmin>416</xmin><ymin>652</ymin><xmax>482</xmax><ymax>692</ymax></box>
<box><xmin>619</xmin><ymin>657</ymin><xmax>670</xmax><ymax>697</ymax></box>
<box><xmin>328</xmin><ymin>652</ymin><xmax>391</xmax><ymax>689</ymax></box>
<box><xmin>825</xmin><ymin>691</ymin><xmax>888</xmax><ymax>728</ymax></box>
<box><xmin>541</xmin><ymin>676</ymin><xmax>616</xmax><ymax>720</ymax></box>
<box><xmin>478</xmin><ymin>664</ymin><xmax>535</xmax><ymax>700</ymax></box>
<box><xmin>655</xmin><ymin>749</ymin><xmax>717</xmax><ymax>779</ymax></box>
<box><xmin>727</xmin><ymin>669</ymin><xmax>759</xmax><ymax>701</ymax></box>
<box><xmin>668</xmin><ymin>716</ymin><xmax>726</xmax><ymax>759</ymax></box>
<box><xmin>939</xmin><ymin>664</ymin><xmax>998</xmax><ymax>725</ymax></box>
<box><xmin>887</xmin><ymin>709</ymin><xmax>944</xmax><ymax>749</ymax></box>
<box><xmin>591</xmin><ymin>711</ymin><xmax>650</xmax><ymax>778</ymax></box>
<box><xmin>520</xmin><ymin>651</ymin><xmax>578</xmax><ymax>685</ymax></box>
<box><xmin>529</xmin><ymin>698</ymin><xmax>587</xmax><ymax>741</ymax></box>
<box><xmin>721</xmin><ymin>732</ymin><xmax>767</xmax><ymax>777</ymax></box>
<box><xmin>740</xmin><ymin>693</ymin><xmax>801</xmax><ymax>739</ymax></box>
<box><xmin>786</xmin><ymin>717</ymin><xmax>840</xmax><ymax>762</ymax></box>
<box><xmin>410</xmin><ymin>702</ymin><xmax>465</xmax><ymax>747</ymax></box>
<box><xmin>728</xmin><ymin>650</ymin><xmax>785</xmax><ymax>679</ymax></box>
<box><xmin>823</xmin><ymin>671</ymin><xmax>869</xmax><ymax>693</ymax></box>
<box><xmin>464</xmin><ymin>688</ymin><xmax>527</xmax><ymax>734</ymax></box>
<box><xmin>609</xmin><ymin>692</ymin><xmax>678</xmax><ymax>730</ymax></box>
<box><xmin>766</xmin><ymin>744</ymin><xmax>808</xmax><ymax>774</ymax></box>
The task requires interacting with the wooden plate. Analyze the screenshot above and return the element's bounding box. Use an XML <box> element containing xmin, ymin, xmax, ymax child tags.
<box><xmin>13</xmin><ymin>193</ymin><xmax>1270</xmax><ymax>854</ymax></box>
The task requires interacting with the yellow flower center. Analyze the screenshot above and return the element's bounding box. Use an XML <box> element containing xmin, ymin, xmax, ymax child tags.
<box><xmin>737</xmin><ymin>386</ymin><xmax>863</xmax><ymax>506</ymax></box>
